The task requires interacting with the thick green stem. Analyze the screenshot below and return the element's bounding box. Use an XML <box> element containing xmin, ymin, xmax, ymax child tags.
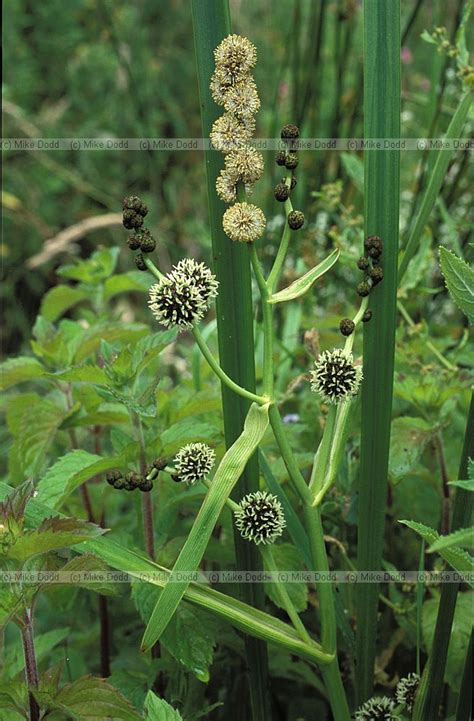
<box><xmin>249</xmin><ymin>245</ymin><xmax>274</xmax><ymax>397</ymax></box>
<box><xmin>191</xmin><ymin>4</ymin><xmax>270</xmax><ymax>718</ymax></box>
<box><xmin>356</xmin><ymin>0</ymin><xmax>401</xmax><ymax>702</ymax></box>
<box><xmin>268</xmin><ymin>404</ymin><xmax>311</xmax><ymax>504</ymax></box>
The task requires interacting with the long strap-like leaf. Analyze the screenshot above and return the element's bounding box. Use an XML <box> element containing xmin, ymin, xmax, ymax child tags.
<box><xmin>141</xmin><ymin>402</ymin><xmax>270</xmax><ymax>651</ymax></box>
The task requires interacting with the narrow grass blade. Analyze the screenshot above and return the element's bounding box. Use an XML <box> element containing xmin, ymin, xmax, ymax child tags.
<box><xmin>412</xmin><ymin>394</ymin><xmax>474</xmax><ymax>721</ymax></box>
<box><xmin>141</xmin><ymin>402</ymin><xmax>270</xmax><ymax>651</ymax></box>
<box><xmin>398</xmin><ymin>91</ymin><xmax>472</xmax><ymax>283</ymax></box>
<box><xmin>355</xmin><ymin>0</ymin><xmax>401</xmax><ymax>703</ymax></box>
<box><xmin>190</xmin><ymin>4</ymin><xmax>271</xmax><ymax>718</ymax></box>
<box><xmin>455</xmin><ymin>630</ymin><xmax>473</xmax><ymax>721</ymax></box>
<box><xmin>0</xmin><ymin>482</ymin><xmax>331</xmax><ymax>667</ymax></box>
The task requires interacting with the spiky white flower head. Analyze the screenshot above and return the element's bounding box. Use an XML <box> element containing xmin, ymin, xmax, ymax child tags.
<box><xmin>174</xmin><ymin>443</ymin><xmax>216</xmax><ymax>485</ymax></box>
<box><xmin>223</xmin><ymin>77</ymin><xmax>260</xmax><ymax>118</ymax></box>
<box><xmin>170</xmin><ymin>258</ymin><xmax>218</xmax><ymax>309</ymax></box>
<box><xmin>223</xmin><ymin>202</ymin><xmax>266</xmax><ymax>243</ymax></box>
<box><xmin>148</xmin><ymin>277</ymin><xmax>206</xmax><ymax>330</ymax></box>
<box><xmin>310</xmin><ymin>348</ymin><xmax>362</xmax><ymax>404</ymax></box>
<box><xmin>395</xmin><ymin>673</ymin><xmax>420</xmax><ymax>712</ymax></box>
<box><xmin>225</xmin><ymin>148</ymin><xmax>264</xmax><ymax>184</ymax></box>
<box><xmin>214</xmin><ymin>34</ymin><xmax>257</xmax><ymax>83</ymax></box>
<box><xmin>210</xmin><ymin>113</ymin><xmax>255</xmax><ymax>153</ymax></box>
<box><xmin>354</xmin><ymin>696</ymin><xmax>398</xmax><ymax>721</ymax></box>
<box><xmin>216</xmin><ymin>169</ymin><xmax>238</xmax><ymax>203</ymax></box>
<box><xmin>234</xmin><ymin>491</ymin><xmax>286</xmax><ymax>545</ymax></box>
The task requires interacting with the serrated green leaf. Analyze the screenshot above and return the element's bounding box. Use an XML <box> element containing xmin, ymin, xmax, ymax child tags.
<box><xmin>45</xmin><ymin>554</ymin><xmax>118</xmax><ymax>596</ymax></box>
<box><xmin>268</xmin><ymin>249</ymin><xmax>340</xmax><ymax>304</ymax></box>
<box><xmin>40</xmin><ymin>286</ymin><xmax>90</xmax><ymax>322</ymax></box>
<box><xmin>400</xmin><ymin>520</ymin><xmax>474</xmax><ymax>582</ymax></box>
<box><xmin>141</xmin><ymin>402</ymin><xmax>271</xmax><ymax>652</ymax></box>
<box><xmin>0</xmin><ymin>357</ymin><xmax>45</xmax><ymax>391</ymax></box>
<box><xmin>44</xmin><ymin>675</ymin><xmax>141</xmax><ymax>720</ymax></box>
<box><xmin>5</xmin><ymin>517</ymin><xmax>105</xmax><ymax>561</ymax></box>
<box><xmin>144</xmin><ymin>691</ymin><xmax>182</xmax><ymax>721</ymax></box>
<box><xmin>10</xmin><ymin>400</ymin><xmax>68</xmax><ymax>481</ymax></box>
<box><xmin>57</xmin><ymin>247</ymin><xmax>120</xmax><ymax>285</ymax></box>
<box><xmin>449</xmin><ymin>478</ymin><xmax>474</xmax><ymax>492</ymax></box>
<box><xmin>428</xmin><ymin>527</ymin><xmax>474</xmax><ymax>553</ymax></box>
<box><xmin>161</xmin><ymin>420</ymin><xmax>219</xmax><ymax>455</ymax></box>
<box><xmin>75</xmin><ymin>323</ymin><xmax>149</xmax><ymax>363</ymax></box>
<box><xmin>0</xmin><ymin>680</ymin><xmax>27</xmax><ymax>717</ymax></box>
<box><xmin>439</xmin><ymin>247</ymin><xmax>474</xmax><ymax>323</ymax></box>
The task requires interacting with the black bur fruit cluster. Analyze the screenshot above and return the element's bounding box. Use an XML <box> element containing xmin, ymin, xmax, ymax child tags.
<box><xmin>106</xmin><ymin>468</ymin><xmax>154</xmax><ymax>493</ymax></box>
<box><xmin>338</xmin><ymin>235</ymin><xmax>384</xmax><ymax>336</ymax></box>
<box><xmin>121</xmin><ymin>195</ymin><xmax>156</xmax><ymax>261</ymax></box>
<box><xmin>274</xmin><ymin>124</ymin><xmax>305</xmax><ymax>230</ymax></box>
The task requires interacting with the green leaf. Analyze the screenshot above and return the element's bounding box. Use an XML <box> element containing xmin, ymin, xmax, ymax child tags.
<box><xmin>399</xmin><ymin>520</ymin><xmax>474</xmax><ymax>582</ymax></box>
<box><xmin>420</xmin><ymin>29</ymin><xmax>437</xmax><ymax>44</ymax></box>
<box><xmin>75</xmin><ymin>323</ymin><xmax>149</xmax><ymax>363</ymax></box>
<box><xmin>143</xmin><ymin>691</ymin><xmax>182</xmax><ymax>721</ymax></box>
<box><xmin>449</xmin><ymin>478</ymin><xmax>474</xmax><ymax>492</ymax></box>
<box><xmin>422</xmin><ymin>592</ymin><xmax>473</xmax><ymax>691</ymax></box>
<box><xmin>132</xmin><ymin>582</ymin><xmax>217</xmax><ymax>682</ymax></box>
<box><xmin>35</xmin><ymin>450</ymin><xmax>124</xmax><ymax>509</ymax></box>
<box><xmin>0</xmin><ymin>357</ymin><xmax>45</xmax><ymax>391</ymax></box>
<box><xmin>6</xmin><ymin>628</ymin><xmax>70</xmax><ymax>679</ymax></box>
<box><xmin>388</xmin><ymin>417</ymin><xmax>438</xmax><ymax>483</ymax></box>
<box><xmin>50</xmin><ymin>554</ymin><xmax>118</xmax><ymax>595</ymax></box>
<box><xmin>46</xmin><ymin>675</ymin><xmax>141</xmax><ymax>720</ymax></box>
<box><xmin>400</xmin><ymin>228</ymin><xmax>432</xmax><ymax>292</ymax></box>
<box><xmin>47</xmin><ymin>365</ymin><xmax>109</xmax><ymax>385</ymax></box>
<box><xmin>57</xmin><ymin>247</ymin><xmax>120</xmax><ymax>285</ymax></box>
<box><xmin>0</xmin><ymin>680</ymin><xmax>27</xmax><ymax>717</ymax></box>
<box><xmin>104</xmin><ymin>272</ymin><xmax>151</xmax><ymax>301</ymax></box>
<box><xmin>264</xmin><ymin>544</ymin><xmax>308</xmax><ymax>613</ymax></box>
<box><xmin>428</xmin><ymin>527</ymin><xmax>474</xmax><ymax>553</ymax></box>
<box><xmin>340</xmin><ymin>152</ymin><xmax>364</xmax><ymax>192</ymax></box>
<box><xmin>40</xmin><ymin>285</ymin><xmax>90</xmax><ymax>322</ymax></box>
<box><xmin>5</xmin><ymin>517</ymin><xmax>105</xmax><ymax>561</ymax></box>
<box><xmin>141</xmin><ymin>402</ymin><xmax>271</xmax><ymax>652</ymax></box>
<box><xmin>10</xmin><ymin>400</ymin><xmax>68</xmax><ymax>481</ymax></box>
<box><xmin>439</xmin><ymin>247</ymin><xmax>474</xmax><ymax>323</ymax></box>
<box><xmin>268</xmin><ymin>249</ymin><xmax>340</xmax><ymax>304</ymax></box>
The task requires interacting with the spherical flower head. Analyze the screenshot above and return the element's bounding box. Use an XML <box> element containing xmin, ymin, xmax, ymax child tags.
<box><xmin>395</xmin><ymin>673</ymin><xmax>420</xmax><ymax>712</ymax></box>
<box><xmin>223</xmin><ymin>77</ymin><xmax>260</xmax><ymax>119</ymax></box>
<box><xmin>170</xmin><ymin>258</ymin><xmax>219</xmax><ymax>309</ymax></box>
<box><xmin>210</xmin><ymin>113</ymin><xmax>255</xmax><ymax>153</ymax></box>
<box><xmin>354</xmin><ymin>697</ymin><xmax>398</xmax><ymax>721</ymax></box>
<box><xmin>310</xmin><ymin>348</ymin><xmax>362</xmax><ymax>404</ymax></box>
<box><xmin>216</xmin><ymin>169</ymin><xmax>237</xmax><ymax>203</ymax></box>
<box><xmin>148</xmin><ymin>276</ymin><xmax>206</xmax><ymax>330</ymax></box>
<box><xmin>234</xmin><ymin>491</ymin><xmax>286</xmax><ymax>545</ymax></box>
<box><xmin>210</xmin><ymin>68</ymin><xmax>232</xmax><ymax>106</ymax></box>
<box><xmin>214</xmin><ymin>34</ymin><xmax>257</xmax><ymax>83</ymax></box>
<box><xmin>225</xmin><ymin>148</ymin><xmax>264</xmax><ymax>184</ymax></box>
<box><xmin>174</xmin><ymin>443</ymin><xmax>216</xmax><ymax>485</ymax></box>
<box><xmin>223</xmin><ymin>202</ymin><xmax>266</xmax><ymax>243</ymax></box>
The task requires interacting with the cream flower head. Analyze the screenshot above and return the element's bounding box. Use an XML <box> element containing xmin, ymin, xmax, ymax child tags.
<box><xmin>222</xmin><ymin>202</ymin><xmax>266</xmax><ymax>243</ymax></box>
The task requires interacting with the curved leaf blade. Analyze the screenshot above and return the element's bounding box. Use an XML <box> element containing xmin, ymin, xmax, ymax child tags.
<box><xmin>268</xmin><ymin>249</ymin><xmax>340</xmax><ymax>304</ymax></box>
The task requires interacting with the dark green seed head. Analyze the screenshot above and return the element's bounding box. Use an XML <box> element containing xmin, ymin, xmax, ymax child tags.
<box><xmin>106</xmin><ymin>469</ymin><xmax>122</xmax><ymax>486</ymax></box>
<box><xmin>135</xmin><ymin>253</ymin><xmax>147</xmax><ymax>271</ymax></box>
<box><xmin>153</xmin><ymin>457</ymin><xmax>167</xmax><ymax>471</ymax></box>
<box><xmin>288</xmin><ymin>210</ymin><xmax>305</xmax><ymax>230</ymax></box>
<box><xmin>357</xmin><ymin>281</ymin><xmax>371</xmax><ymax>297</ymax></box>
<box><xmin>362</xmin><ymin>309</ymin><xmax>373</xmax><ymax>323</ymax></box>
<box><xmin>127</xmin><ymin>233</ymin><xmax>142</xmax><ymax>251</ymax></box>
<box><xmin>357</xmin><ymin>256</ymin><xmax>370</xmax><ymax>271</ymax></box>
<box><xmin>122</xmin><ymin>195</ymin><xmax>148</xmax><ymax>217</ymax></box>
<box><xmin>139</xmin><ymin>479</ymin><xmax>153</xmax><ymax>492</ymax></box>
<box><xmin>140</xmin><ymin>234</ymin><xmax>156</xmax><ymax>253</ymax></box>
<box><xmin>275</xmin><ymin>150</ymin><xmax>287</xmax><ymax>166</ymax></box>
<box><xmin>339</xmin><ymin>318</ymin><xmax>355</xmax><ymax>336</ymax></box>
<box><xmin>369</xmin><ymin>266</ymin><xmax>384</xmax><ymax>285</ymax></box>
<box><xmin>122</xmin><ymin>209</ymin><xmax>144</xmax><ymax>230</ymax></box>
<box><xmin>274</xmin><ymin>182</ymin><xmax>290</xmax><ymax>202</ymax></box>
<box><xmin>285</xmin><ymin>152</ymin><xmax>298</xmax><ymax>170</ymax></box>
<box><xmin>113</xmin><ymin>477</ymin><xmax>126</xmax><ymax>490</ymax></box>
